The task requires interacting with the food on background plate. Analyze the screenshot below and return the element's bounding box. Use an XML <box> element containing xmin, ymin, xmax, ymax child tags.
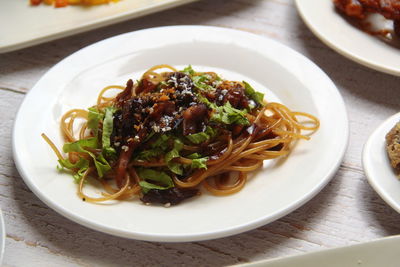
<box><xmin>333</xmin><ymin>0</ymin><xmax>400</xmax><ymax>39</ymax></box>
<box><xmin>30</xmin><ymin>0</ymin><xmax>120</xmax><ymax>8</ymax></box>
<box><xmin>386</xmin><ymin>121</ymin><xmax>400</xmax><ymax>174</ymax></box>
<box><xmin>42</xmin><ymin>65</ymin><xmax>319</xmax><ymax>206</ymax></box>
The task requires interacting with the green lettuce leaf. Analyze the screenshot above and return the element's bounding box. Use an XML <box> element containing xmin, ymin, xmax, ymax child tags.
<box><xmin>102</xmin><ymin>106</ymin><xmax>117</xmax><ymax>158</ymax></box>
<box><xmin>58</xmin><ymin>157</ymin><xmax>89</xmax><ymax>183</ymax></box>
<box><xmin>191</xmin><ymin>157</ymin><xmax>208</xmax><ymax>169</ymax></box>
<box><xmin>186</xmin><ymin>126</ymin><xmax>217</xmax><ymax>144</ymax></box>
<box><xmin>62</xmin><ymin>138</ymin><xmax>111</xmax><ymax>178</ymax></box>
<box><xmin>63</xmin><ymin>138</ymin><xmax>98</xmax><ymax>153</ymax></box>
<box><xmin>137</xmin><ymin>169</ymin><xmax>174</xmax><ymax>193</ymax></box>
<box><xmin>165</xmin><ymin>139</ymin><xmax>184</xmax><ymax>175</ymax></box>
<box><xmin>93</xmin><ymin>153</ymin><xmax>111</xmax><ymax>177</ymax></box>
<box><xmin>211</xmin><ymin>102</ymin><xmax>249</xmax><ymax>125</ymax></box>
<box><xmin>181</xmin><ymin>65</ymin><xmax>195</xmax><ymax>76</ymax></box>
<box><xmin>187</xmin><ymin>153</ymin><xmax>203</xmax><ymax>159</ymax></box>
<box><xmin>243</xmin><ymin>81</ymin><xmax>264</xmax><ymax>105</ymax></box>
<box><xmin>192</xmin><ymin>74</ymin><xmax>214</xmax><ymax>91</ymax></box>
<box><xmin>87</xmin><ymin>107</ymin><xmax>104</xmax><ymax>137</ymax></box>
<box><xmin>134</xmin><ymin>149</ymin><xmax>163</xmax><ymax>161</ymax></box>
<box><xmin>151</xmin><ymin>134</ymin><xmax>170</xmax><ymax>150</ymax></box>
<box><xmin>139</xmin><ymin>181</ymin><xmax>171</xmax><ymax>194</ymax></box>
<box><xmin>186</xmin><ymin>132</ymin><xmax>209</xmax><ymax>144</ymax></box>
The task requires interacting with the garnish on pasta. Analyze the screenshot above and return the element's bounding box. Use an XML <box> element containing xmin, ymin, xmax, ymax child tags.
<box><xmin>42</xmin><ymin>65</ymin><xmax>319</xmax><ymax>206</ymax></box>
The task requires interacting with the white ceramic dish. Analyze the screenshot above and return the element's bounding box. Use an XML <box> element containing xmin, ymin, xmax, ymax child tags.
<box><xmin>0</xmin><ymin>0</ymin><xmax>196</xmax><ymax>53</ymax></box>
<box><xmin>295</xmin><ymin>0</ymin><xmax>400</xmax><ymax>76</ymax></box>
<box><xmin>0</xmin><ymin>209</ymin><xmax>5</xmax><ymax>265</ymax></box>
<box><xmin>234</xmin><ymin>235</ymin><xmax>400</xmax><ymax>267</ymax></box>
<box><xmin>363</xmin><ymin>112</ymin><xmax>400</xmax><ymax>213</ymax></box>
<box><xmin>13</xmin><ymin>26</ymin><xmax>348</xmax><ymax>242</ymax></box>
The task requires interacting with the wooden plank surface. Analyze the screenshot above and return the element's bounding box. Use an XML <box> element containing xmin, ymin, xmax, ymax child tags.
<box><xmin>1</xmin><ymin>0</ymin><xmax>400</xmax><ymax>266</ymax></box>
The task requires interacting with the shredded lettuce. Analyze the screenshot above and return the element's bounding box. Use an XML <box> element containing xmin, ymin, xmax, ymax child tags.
<box><xmin>243</xmin><ymin>81</ymin><xmax>264</xmax><ymax>105</ymax></box>
<box><xmin>134</xmin><ymin>149</ymin><xmax>163</xmax><ymax>161</ymax></box>
<box><xmin>186</xmin><ymin>126</ymin><xmax>217</xmax><ymax>144</ymax></box>
<box><xmin>187</xmin><ymin>153</ymin><xmax>203</xmax><ymax>159</ymax></box>
<box><xmin>211</xmin><ymin>102</ymin><xmax>249</xmax><ymax>125</ymax></box>
<box><xmin>165</xmin><ymin>139</ymin><xmax>184</xmax><ymax>175</ymax></box>
<box><xmin>192</xmin><ymin>74</ymin><xmax>214</xmax><ymax>91</ymax></box>
<box><xmin>151</xmin><ymin>134</ymin><xmax>170</xmax><ymax>150</ymax></box>
<box><xmin>58</xmin><ymin>157</ymin><xmax>89</xmax><ymax>170</ymax></box>
<box><xmin>87</xmin><ymin>107</ymin><xmax>104</xmax><ymax>137</ymax></box>
<box><xmin>102</xmin><ymin>107</ymin><xmax>117</xmax><ymax>158</ymax></box>
<box><xmin>93</xmin><ymin>153</ymin><xmax>112</xmax><ymax>177</ymax></box>
<box><xmin>181</xmin><ymin>65</ymin><xmax>195</xmax><ymax>76</ymax></box>
<box><xmin>58</xmin><ymin>157</ymin><xmax>89</xmax><ymax>182</ymax></box>
<box><xmin>134</xmin><ymin>134</ymin><xmax>171</xmax><ymax>161</ymax></box>
<box><xmin>137</xmin><ymin>168</ymin><xmax>174</xmax><ymax>193</ymax></box>
<box><xmin>191</xmin><ymin>157</ymin><xmax>208</xmax><ymax>169</ymax></box>
<box><xmin>62</xmin><ymin>137</ymin><xmax>111</xmax><ymax>178</ymax></box>
<box><xmin>63</xmin><ymin>138</ymin><xmax>98</xmax><ymax>153</ymax></box>
<box><xmin>186</xmin><ymin>131</ymin><xmax>209</xmax><ymax>144</ymax></box>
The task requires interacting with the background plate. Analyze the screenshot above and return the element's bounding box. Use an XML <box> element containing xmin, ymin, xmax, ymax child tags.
<box><xmin>13</xmin><ymin>26</ymin><xmax>348</xmax><ymax>242</ymax></box>
<box><xmin>295</xmin><ymin>0</ymin><xmax>400</xmax><ymax>76</ymax></box>
<box><xmin>363</xmin><ymin>112</ymin><xmax>400</xmax><ymax>213</ymax></box>
<box><xmin>0</xmin><ymin>0</ymin><xmax>196</xmax><ymax>53</ymax></box>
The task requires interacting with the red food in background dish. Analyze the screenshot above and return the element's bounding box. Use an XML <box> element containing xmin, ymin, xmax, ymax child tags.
<box><xmin>333</xmin><ymin>0</ymin><xmax>400</xmax><ymax>37</ymax></box>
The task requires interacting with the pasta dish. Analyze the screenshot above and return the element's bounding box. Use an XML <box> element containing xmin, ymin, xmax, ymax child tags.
<box><xmin>42</xmin><ymin>65</ymin><xmax>319</xmax><ymax>206</ymax></box>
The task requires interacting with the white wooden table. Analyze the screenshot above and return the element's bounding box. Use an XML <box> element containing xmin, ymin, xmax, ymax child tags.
<box><xmin>1</xmin><ymin>0</ymin><xmax>400</xmax><ymax>266</ymax></box>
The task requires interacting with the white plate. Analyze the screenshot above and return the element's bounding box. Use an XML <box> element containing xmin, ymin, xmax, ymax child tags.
<box><xmin>13</xmin><ymin>26</ymin><xmax>348</xmax><ymax>242</ymax></box>
<box><xmin>0</xmin><ymin>0</ymin><xmax>196</xmax><ymax>53</ymax></box>
<box><xmin>363</xmin><ymin>113</ymin><xmax>400</xmax><ymax>213</ymax></box>
<box><xmin>0</xmin><ymin>209</ymin><xmax>5</xmax><ymax>265</ymax></box>
<box><xmin>295</xmin><ymin>0</ymin><xmax>400</xmax><ymax>76</ymax></box>
<box><xmin>234</xmin><ymin>235</ymin><xmax>400</xmax><ymax>267</ymax></box>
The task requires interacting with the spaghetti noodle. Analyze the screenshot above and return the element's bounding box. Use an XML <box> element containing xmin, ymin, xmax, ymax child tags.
<box><xmin>43</xmin><ymin>65</ymin><xmax>319</xmax><ymax>206</ymax></box>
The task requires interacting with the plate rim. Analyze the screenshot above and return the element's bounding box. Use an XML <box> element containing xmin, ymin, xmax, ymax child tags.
<box><xmin>363</xmin><ymin>112</ymin><xmax>400</xmax><ymax>213</ymax></box>
<box><xmin>295</xmin><ymin>0</ymin><xmax>400</xmax><ymax>77</ymax></box>
<box><xmin>12</xmin><ymin>25</ymin><xmax>349</xmax><ymax>242</ymax></box>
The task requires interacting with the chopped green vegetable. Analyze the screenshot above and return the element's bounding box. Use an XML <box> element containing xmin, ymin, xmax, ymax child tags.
<box><xmin>187</xmin><ymin>153</ymin><xmax>203</xmax><ymax>159</ymax></box>
<box><xmin>181</xmin><ymin>65</ymin><xmax>195</xmax><ymax>76</ymax></box>
<box><xmin>191</xmin><ymin>157</ymin><xmax>208</xmax><ymax>169</ymax></box>
<box><xmin>63</xmin><ymin>138</ymin><xmax>98</xmax><ymax>153</ymax></box>
<box><xmin>58</xmin><ymin>157</ymin><xmax>89</xmax><ymax>170</ymax></box>
<box><xmin>186</xmin><ymin>131</ymin><xmax>209</xmax><ymax>144</ymax></box>
<box><xmin>72</xmin><ymin>167</ymin><xmax>88</xmax><ymax>183</ymax></box>
<box><xmin>192</xmin><ymin>74</ymin><xmax>214</xmax><ymax>91</ymax></box>
<box><xmin>139</xmin><ymin>181</ymin><xmax>171</xmax><ymax>194</ymax></box>
<box><xmin>186</xmin><ymin>126</ymin><xmax>217</xmax><ymax>144</ymax></box>
<box><xmin>134</xmin><ymin>149</ymin><xmax>163</xmax><ymax>161</ymax></box>
<box><xmin>211</xmin><ymin>102</ymin><xmax>249</xmax><ymax>125</ymax></box>
<box><xmin>87</xmin><ymin>107</ymin><xmax>103</xmax><ymax>137</ymax></box>
<box><xmin>165</xmin><ymin>139</ymin><xmax>184</xmax><ymax>175</ymax></box>
<box><xmin>137</xmin><ymin>168</ymin><xmax>174</xmax><ymax>193</ymax></box>
<box><xmin>62</xmin><ymin>137</ymin><xmax>111</xmax><ymax>178</ymax></box>
<box><xmin>58</xmin><ymin>157</ymin><xmax>89</xmax><ymax>183</ymax></box>
<box><xmin>243</xmin><ymin>81</ymin><xmax>264</xmax><ymax>105</ymax></box>
<box><xmin>151</xmin><ymin>134</ymin><xmax>170</xmax><ymax>150</ymax></box>
<box><xmin>93</xmin><ymin>153</ymin><xmax>112</xmax><ymax>177</ymax></box>
<box><xmin>102</xmin><ymin>107</ymin><xmax>117</xmax><ymax>158</ymax></box>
